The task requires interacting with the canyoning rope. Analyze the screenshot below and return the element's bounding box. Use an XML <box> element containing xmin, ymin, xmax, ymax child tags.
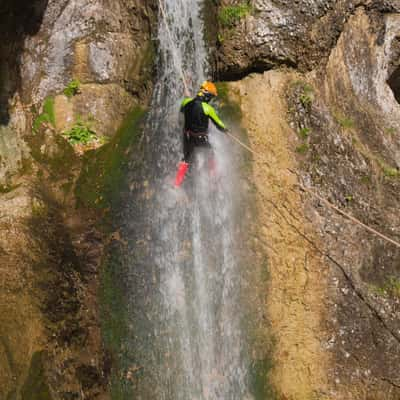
<box><xmin>236</xmin><ymin>139</ymin><xmax>400</xmax><ymax>249</ymax></box>
<box><xmin>158</xmin><ymin>0</ymin><xmax>190</xmax><ymax>96</ymax></box>
<box><xmin>157</xmin><ymin>0</ymin><xmax>400</xmax><ymax>250</ymax></box>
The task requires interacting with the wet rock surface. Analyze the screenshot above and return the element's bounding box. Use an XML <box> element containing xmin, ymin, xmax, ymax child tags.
<box><xmin>217</xmin><ymin>1</ymin><xmax>400</xmax><ymax>398</ymax></box>
<box><xmin>0</xmin><ymin>0</ymin><xmax>156</xmax><ymax>399</ymax></box>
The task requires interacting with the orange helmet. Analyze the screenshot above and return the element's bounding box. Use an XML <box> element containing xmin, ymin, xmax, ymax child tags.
<box><xmin>200</xmin><ymin>81</ymin><xmax>218</xmax><ymax>97</ymax></box>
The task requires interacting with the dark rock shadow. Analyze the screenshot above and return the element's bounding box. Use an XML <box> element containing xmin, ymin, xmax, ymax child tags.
<box><xmin>0</xmin><ymin>0</ymin><xmax>48</xmax><ymax>125</ymax></box>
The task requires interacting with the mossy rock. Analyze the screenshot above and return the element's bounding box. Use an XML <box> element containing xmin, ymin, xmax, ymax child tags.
<box><xmin>75</xmin><ymin>106</ymin><xmax>146</xmax><ymax>211</ymax></box>
<box><xmin>21</xmin><ymin>352</ymin><xmax>52</xmax><ymax>400</ymax></box>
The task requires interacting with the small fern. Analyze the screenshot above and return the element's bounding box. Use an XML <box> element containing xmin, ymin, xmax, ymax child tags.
<box><xmin>63</xmin><ymin>120</ymin><xmax>97</xmax><ymax>145</ymax></box>
<box><xmin>63</xmin><ymin>79</ymin><xmax>81</xmax><ymax>97</ymax></box>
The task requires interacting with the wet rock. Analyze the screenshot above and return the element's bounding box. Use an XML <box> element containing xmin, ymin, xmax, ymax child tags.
<box><xmin>215</xmin><ymin>0</ymin><xmax>400</xmax><ymax>80</ymax></box>
<box><xmin>0</xmin><ymin>0</ymin><xmax>156</xmax><ymax>399</ymax></box>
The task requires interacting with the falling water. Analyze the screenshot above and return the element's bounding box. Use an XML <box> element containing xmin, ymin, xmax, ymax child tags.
<box><xmin>119</xmin><ymin>0</ymin><xmax>262</xmax><ymax>398</ymax></box>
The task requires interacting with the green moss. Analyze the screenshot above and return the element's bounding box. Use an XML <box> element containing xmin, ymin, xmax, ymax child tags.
<box><xmin>335</xmin><ymin>114</ymin><xmax>355</xmax><ymax>129</ymax></box>
<box><xmin>32</xmin><ymin>97</ymin><xmax>55</xmax><ymax>133</ymax></box>
<box><xmin>371</xmin><ymin>277</ymin><xmax>400</xmax><ymax>298</ymax></box>
<box><xmin>345</xmin><ymin>195</ymin><xmax>353</xmax><ymax>202</ymax></box>
<box><xmin>383</xmin><ymin>166</ymin><xmax>400</xmax><ymax>178</ymax></box>
<box><xmin>218</xmin><ymin>2</ymin><xmax>251</xmax><ymax>28</ymax></box>
<box><xmin>43</xmin><ymin>97</ymin><xmax>55</xmax><ymax>126</ymax></box>
<box><xmin>377</xmin><ymin>159</ymin><xmax>400</xmax><ymax>178</ymax></box>
<box><xmin>0</xmin><ymin>183</ymin><xmax>20</xmax><ymax>193</ymax></box>
<box><xmin>215</xmin><ymin>82</ymin><xmax>253</xmax><ymax>170</ymax></box>
<box><xmin>21</xmin><ymin>352</ymin><xmax>53</xmax><ymax>400</ymax></box>
<box><xmin>298</xmin><ymin>127</ymin><xmax>311</xmax><ymax>139</ymax></box>
<box><xmin>100</xmin><ymin>246</ymin><xmax>135</xmax><ymax>400</ymax></box>
<box><xmin>27</xmin><ymin>128</ymin><xmax>77</xmax><ymax>181</ymax></box>
<box><xmin>296</xmin><ymin>143</ymin><xmax>309</xmax><ymax>154</ymax></box>
<box><xmin>249</xmin><ymin>356</ymin><xmax>276</xmax><ymax>399</ymax></box>
<box><xmin>360</xmin><ymin>175</ymin><xmax>371</xmax><ymax>184</ymax></box>
<box><xmin>100</xmin><ymin>252</ymin><xmax>128</xmax><ymax>355</ymax></box>
<box><xmin>75</xmin><ymin>106</ymin><xmax>146</xmax><ymax>210</ymax></box>
<box><xmin>385</xmin><ymin>127</ymin><xmax>397</xmax><ymax>136</ymax></box>
<box><xmin>215</xmin><ymin>82</ymin><xmax>242</xmax><ymax>123</ymax></box>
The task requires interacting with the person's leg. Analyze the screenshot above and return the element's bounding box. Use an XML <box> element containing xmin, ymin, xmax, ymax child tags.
<box><xmin>175</xmin><ymin>132</ymin><xmax>192</xmax><ymax>187</ymax></box>
<box><xmin>183</xmin><ymin>132</ymin><xmax>195</xmax><ymax>163</ymax></box>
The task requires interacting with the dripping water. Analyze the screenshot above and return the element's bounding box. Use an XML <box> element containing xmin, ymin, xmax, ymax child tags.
<box><xmin>118</xmin><ymin>1</ymin><xmax>264</xmax><ymax>398</ymax></box>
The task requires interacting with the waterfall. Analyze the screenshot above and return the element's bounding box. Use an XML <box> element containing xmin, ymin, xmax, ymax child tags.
<box><xmin>121</xmin><ymin>1</ymin><xmax>256</xmax><ymax>398</ymax></box>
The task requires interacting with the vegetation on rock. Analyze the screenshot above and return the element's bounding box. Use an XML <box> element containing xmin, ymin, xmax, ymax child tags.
<box><xmin>63</xmin><ymin>119</ymin><xmax>97</xmax><ymax>145</ymax></box>
<box><xmin>33</xmin><ymin>97</ymin><xmax>55</xmax><ymax>133</ymax></box>
<box><xmin>218</xmin><ymin>2</ymin><xmax>251</xmax><ymax>28</ymax></box>
<box><xmin>63</xmin><ymin>79</ymin><xmax>81</xmax><ymax>97</ymax></box>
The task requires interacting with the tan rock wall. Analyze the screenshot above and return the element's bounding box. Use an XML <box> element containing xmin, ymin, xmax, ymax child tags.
<box><xmin>229</xmin><ymin>72</ymin><xmax>331</xmax><ymax>399</ymax></box>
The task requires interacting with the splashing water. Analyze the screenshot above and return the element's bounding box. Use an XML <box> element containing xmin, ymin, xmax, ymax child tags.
<box><xmin>121</xmin><ymin>0</ymin><xmax>258</xmax><ymax>398</ymax></box>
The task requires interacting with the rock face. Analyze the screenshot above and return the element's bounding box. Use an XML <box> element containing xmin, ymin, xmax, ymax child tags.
<box><xmin>217</xmin><ymin>0</ymin><xmax>400</xmax><ymax>79</ymax></box>
<box><xmin>217</xmin><ymin>1</ymin><xmax>400</xmax><ymax>399</ymax></box>
<box><xmin>0</xmin><ymin>1</ymin><xmax>155</xmax><ymax>399</ymax></box>
<box><xmin>2</xmin><ymin>0</ymin><xmax>400</xmax><ymax>398</ymax></box>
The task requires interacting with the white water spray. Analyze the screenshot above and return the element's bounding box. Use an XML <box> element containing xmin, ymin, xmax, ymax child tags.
<box><xmin>125</xmin><ymin>1</ymin><xmax>255</xmax><ymax>398</ymax></box>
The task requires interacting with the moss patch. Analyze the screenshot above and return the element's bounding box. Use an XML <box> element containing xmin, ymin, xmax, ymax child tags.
<box><xmin>21</xmin><ymin>352</ymin><xmax>52</xmax><ymax>400</ymax></box>
<box><xmin>27</xmin><ymin>129</ymin><xmax>77</xmax><ymax>182</ymax></box>
<box><xmin>216</xmin><ymin>82</ymin><xmax>243</xmax><ymax>123</ymax></box>
<box><xmin>75</xmin><ymin>106</ymin><xmax>146</xmax><ymax>211</ymax></box>
<box><xmin>100</xmin><ymin>250</ymin><xmax>128</xmax><ymax>355</ymax></box>
<box><xmin>100</xmin><ymin>245</ymin><xmax>134</xmax><ymax>400</ymax></box>
<box><xmin>249</xmin><ymin>356</ymin><xmax>276</xmax><ymax>399</ymax></box>
<box><xmin>32</xmin><ymin>97</ymin><xmax>55</xmax><ymax>133</ymax></box>
<box><xmin>218</xmin><ymin>2</ymin><xmax>251</xmax><ymax>28</ymax></box>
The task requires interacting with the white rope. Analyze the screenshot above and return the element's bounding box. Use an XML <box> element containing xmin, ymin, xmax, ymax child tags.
<box><xmin>158</xmin><ymin>0</ymin><xmax>190</xmax><ymax>96</ymax></box>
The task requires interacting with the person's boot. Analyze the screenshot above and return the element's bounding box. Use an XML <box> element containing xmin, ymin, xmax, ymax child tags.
<box><xmin>174</xmin><ymin>161</ymin><xmax>189</xmax><ymax>187</ymax></box>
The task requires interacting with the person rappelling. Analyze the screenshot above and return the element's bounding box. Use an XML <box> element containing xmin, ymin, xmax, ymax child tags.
<box><xmin>174</xmin><ymin>81</ymin><xmax>228</xmax><ymax>187</ymax></box>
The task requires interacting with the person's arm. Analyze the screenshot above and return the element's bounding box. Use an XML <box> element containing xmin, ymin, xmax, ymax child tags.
<box><xmin>180</xmin><ymin>97</ymin><xmax>193</xmax><ymax>112</ymax></box>
<box><xmin>202</xmin><ymin>102</ymin><xmax>227</xmax><ymax>132</ymax></box>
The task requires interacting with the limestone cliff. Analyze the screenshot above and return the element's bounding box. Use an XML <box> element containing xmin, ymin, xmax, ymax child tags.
<box><xmin>217</xmin><ymin>1</ymin><xmax>400</xmax><ymax>399</ymax></box>
<box><xmin>0</xmin><ymin>1</ymin><xmax>155</xmax><ymax>399</ymax></box>
<box><xmin>2</xmin><ymin>0</ymin><xmax>400</xmax><ymax>399</ymax></box>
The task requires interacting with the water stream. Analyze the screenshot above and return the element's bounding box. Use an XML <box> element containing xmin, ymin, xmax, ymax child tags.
<box><xmin>120</xmin><ymin>1</ymin><xmax>262</xmax><ymax>398</ymax></box>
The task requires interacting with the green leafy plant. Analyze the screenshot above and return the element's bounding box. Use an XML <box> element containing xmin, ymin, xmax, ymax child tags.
<box><xmin>32</xmin><ymin>96</ymin><xmax>55</xmax><ymax>133</ymax></box>
<box><xmin>218</xmin><ymin>3</ymin><xmax>251</xmax><ymax>28</ymax></box>
<box><xmin>292</xmin><ymin>81</ymin><xmax>314</xmax><ymax>107</ymax></box>
<box><xmin>63</xmin><ymin>120</ymin><xmax>97</xmax><ymax>145</ymax></box>
<box><xmin>63</xmin><ymin>79</ymin><xmax>81</xmax><ymax>97</ymax></box>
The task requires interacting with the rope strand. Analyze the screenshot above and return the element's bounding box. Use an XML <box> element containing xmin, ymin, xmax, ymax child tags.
<box><xmin>158</xmin><ymin>0</ymin><xmax>190</xmax><ymax>96</ymax></box>
<box><xmin>226</xmin><ymin>129</ymin><xmax>400</xmax><ymax>249</ymax></box>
